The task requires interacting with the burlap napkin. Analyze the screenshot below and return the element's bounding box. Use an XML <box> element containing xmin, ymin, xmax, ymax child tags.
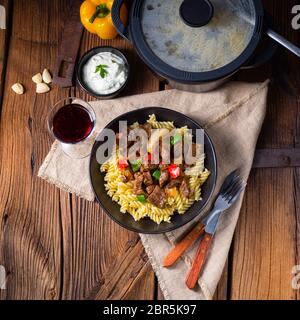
<box><xmin>38</xmin><ymin>80</ymin><xmax>269</xmax><ymax>300</ymax></box>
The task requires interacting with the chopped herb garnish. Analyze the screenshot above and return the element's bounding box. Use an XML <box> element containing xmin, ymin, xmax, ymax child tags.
<box><xmin>95</xmin><ymin>64</ymin><xmax>109</xmax><ymax>78</ymax></box>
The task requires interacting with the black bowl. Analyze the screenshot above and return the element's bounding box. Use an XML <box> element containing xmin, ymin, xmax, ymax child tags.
<box><xmin>76</xmin><ymin>46</ymin><xmax>130</xmax><ymax>99</ymax></box>
<box><xmin>89</xmin><ymin>107</ymin><xmax>217</xmax><ymax>234</ymax></box>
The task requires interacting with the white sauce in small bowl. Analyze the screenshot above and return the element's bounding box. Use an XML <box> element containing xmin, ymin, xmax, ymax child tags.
<box><xmin>82</xmin><ymin>52</ymin><xmax>128</xmax><ymax>95</ymax></box>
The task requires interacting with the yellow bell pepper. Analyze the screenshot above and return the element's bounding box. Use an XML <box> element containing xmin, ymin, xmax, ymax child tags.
<box><xmin>165</xmin><ymin>187</ymin><xmax>178</xmax><ymax>198</ymax></box>
<box><xmin>80</xmin><ymin>0</ymin><xmax>127</xmax><ymax>40</ymax></box>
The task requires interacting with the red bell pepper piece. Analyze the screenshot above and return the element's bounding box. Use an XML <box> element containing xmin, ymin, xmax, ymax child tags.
<box><xmin>118</xmin><ymin>158</ymin><xmax>129</xmax><ymax>170</ymax></box>
<box><xmin>168</xmin><ymin>164</ymin><xmax>181</xmax><ymax>179</ymax></box>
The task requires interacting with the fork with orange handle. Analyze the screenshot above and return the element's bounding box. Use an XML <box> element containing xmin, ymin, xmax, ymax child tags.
<box><xmin>163</xmin><ymin>170</ymin><xmax>246</xmax><ymax>289</ymax></box>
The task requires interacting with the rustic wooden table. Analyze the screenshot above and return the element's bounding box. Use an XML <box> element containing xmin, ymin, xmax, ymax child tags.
<box><xmin>0</xmin><ymin>0</ymin><xmax>299</xmax><ymax>300</ymax></box>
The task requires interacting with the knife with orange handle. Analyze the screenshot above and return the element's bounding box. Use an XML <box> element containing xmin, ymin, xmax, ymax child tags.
<box><xmin>185</xmin><ymin>232</ymin><xmax>213</xmax><ymax>289</ymax></box>
<box><xmin>163</xmin><ymin>170</ymin><xmax>246</xmax><ymax>289</ymax></box>
<box><xmin>186</xmin><ymin>170</ymin><xmax>246</xmax><ymax>289</ymax></box>
<box><xmin>163</xmin><ymin>222</ymin><xmax>205</xmax><ymax>267</ymax></box>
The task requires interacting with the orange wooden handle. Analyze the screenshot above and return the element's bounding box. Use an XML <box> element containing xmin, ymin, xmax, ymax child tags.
<box><xmin>185</xmin><ymin>232</ymin><xmax>213</xmax><ymax>289</ymax></box>
<box><xmin>163</xmin><ymin>223</ymin><xmax>205</xmax><ymax>267</ymax></box>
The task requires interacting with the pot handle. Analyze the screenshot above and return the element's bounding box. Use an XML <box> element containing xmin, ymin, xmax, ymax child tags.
<box><xmin>241</xmin><ymin>35</ymin><xmax>278</xmax><ymax>70</ymax></box>
<box><xmin>266</xmin><ymin>28</ymin><xmax>300</xmax><ymax>58</ymax></box>
<box><xmin>112</xmin><ymin>0</ymin><xmax>131</xmax><ymax>41</ymax></box>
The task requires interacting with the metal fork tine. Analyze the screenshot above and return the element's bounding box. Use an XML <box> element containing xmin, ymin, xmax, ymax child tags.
<box><xmin>221</xmin><ymin>174</ymin><xmax>238</xmax><ymax>197</ymax></box>
<box><xmin>219</xmin><ymin>170</ymin><xmax>239</xmax><ymax>195</ymax></box>
<box><xmin>227</xmin><ymin>180</ymin><xmax>243</xmax><ymax>201</ymax></box>
<box><xmin>228</xmin><ymin>182</ymin><xmax>246</xmax><ymax>204</ymax></box>
<box><xmin>222</xmin><ymin>174</ymin><xmax>240</xmax><ymax>199</ymax></box>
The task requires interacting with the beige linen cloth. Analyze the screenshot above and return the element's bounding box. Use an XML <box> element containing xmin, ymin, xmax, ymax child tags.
<box><xmin>38</xmin><ymin>81</ymin><xmax>269</xmax><ymax>300</ymax></box>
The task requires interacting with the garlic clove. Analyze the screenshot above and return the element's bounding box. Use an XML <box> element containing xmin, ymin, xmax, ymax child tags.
<box><xmin>11</xmin><ymin>83</ymin><xmax>25</xmax><ymax>95</ymax></box>
<box><xmin>36</xmin><ymin>83</ymin><xmax>50</xmax><ymax>94</ymax></box>
<box><xmin>42</xmin><ymin>69</ymin><xmax>52</xmax><ymax>84</ymax></box>
<box><xmin>32</xmin><ymin>73</ymin><xmax>43</xmax><ymax>84</ymax></box>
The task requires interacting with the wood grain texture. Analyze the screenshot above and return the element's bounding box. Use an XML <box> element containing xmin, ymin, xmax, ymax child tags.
<box><xmin>213</xmin><ymin>260</ymin><xmax>229</xmax><ymax>300</ymax></box>
<box><xmin>52</xmin><ymin>0</ymin><xmax>83</xmax><ymax>87</ymax></box>
<box><xmin>253</xmin><ymin>148</ymin><xmax>300</xmax><ymax>168</ymax></box>
<box><xmin>231</xmin><ymin>169</ymin><xmax>299</xmax><ymax>299</ymax></box>
<box><xmin>0</xmin><ymin>0</ymin><xmax>299</xmax><ymax>301</ymax></box>
<box><xmin>0</xmin><ymin>0</ymin><xmax>68</xmax><ymax>300</ymax></box>
<box><xmin>0</xmin><ymin>0</ymin><xmax>10</xmax><ymax>112</ymax></box>
<box><xmin>231</xmin><ymin>0</ymin><xmax>300</xmax><ymax>300</ymax></box>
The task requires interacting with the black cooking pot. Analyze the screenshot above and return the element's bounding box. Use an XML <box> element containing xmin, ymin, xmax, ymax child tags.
<box><xmin>112</xmin><ymin>0</ymin><xmax>300</xmax><ymax>92</ymax></box>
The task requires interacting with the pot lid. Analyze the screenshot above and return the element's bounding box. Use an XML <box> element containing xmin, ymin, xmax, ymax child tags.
<box><xmin>140</xmin><ymin>0</ymin><xmax>257</xmax><ymax>73</ymax></box>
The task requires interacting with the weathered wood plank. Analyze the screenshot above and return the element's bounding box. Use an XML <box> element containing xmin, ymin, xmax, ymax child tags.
<box><xmin>231</xmin><ymin>0</ymin><xmax>300</xmax><ymax>299</ymax></box>
<box><xmin>253</xmin><ymin>148</ymin><xmax>300</xmax><ymax>168</ymax></box>
<box><xmin>52</xmin><ymin>0</ymin><xmax>83</xmax><ymax>88</ymax></box>
<box><xmin>157</xmin><ymin>285</ymin><xmax>165</xmax><ymax>300</ymax></box>
<box><xmin>122</xmin><ymin>262</ymin><xmax>155</xmax><ymax>300</ymax></box>
<box><xmin>0</xmin><ymin>0</ymin><xmax>69</xmax><ymax>299</ymax></box>
<box><xmin>0</xmin><ymin>1</ymin><xmax>10</xmax><ymax>298</ymax></box>
<box><xmin>0</xmin><ymin>0</ymin><xmax>10</xmax><ymax>110</ymax></box>
<box><xmin>213</xmin><ymin>261</ymin><xmax>228</xmax><ymax>300</ymax></box>
<box><xmin>231</xmin><ymin>169</ymin><xmax>299</xmax><ymax>299</ymax></box>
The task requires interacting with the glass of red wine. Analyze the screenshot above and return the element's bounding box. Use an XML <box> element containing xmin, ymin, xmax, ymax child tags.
<box><xmin>48</xmin><ymin>97</ymin><xmax>96</xmax><ymax>158</ymax></box>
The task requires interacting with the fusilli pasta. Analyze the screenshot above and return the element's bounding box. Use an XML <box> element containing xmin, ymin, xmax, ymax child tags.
<box><xmin>100</xmin><ymin>114</ymin><xmax>210</xmax><ymax>224</ymax></box>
